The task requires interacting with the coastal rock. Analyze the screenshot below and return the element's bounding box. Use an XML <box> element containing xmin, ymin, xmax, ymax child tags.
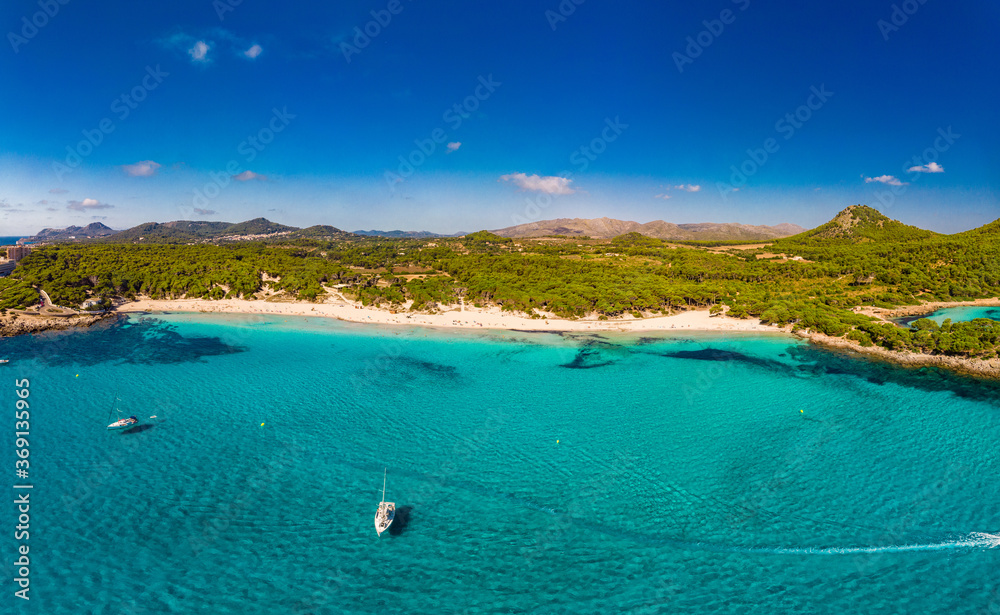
<box><xmin>0</xmin><ymin>313</ymin><xmax>115</xmax><ymax>337</ymax></box>
<box><xmin>797</xmin><ymin>330</ymin><xmax>1000</xmax><ymax>380</ymax></box>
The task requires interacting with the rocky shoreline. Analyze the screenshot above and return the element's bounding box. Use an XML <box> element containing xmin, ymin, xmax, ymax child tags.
<box><xmin>0</xmin><ymin>312</ymin><xmax>116</xmax><ymax>337</ymax></box>
<box><xmin>797</xmin><ymin>330</ymin><xmax>1000</xmax><ymax>380</ymax></box>
<box><xmin>3</xmin><ymin>300</ymin><xmax>998</xmax><ymax>381</ymax></box>
<box><xmin>858</xmin><ymin>297</ymin><xmax>1000</xmax><ymax>321</ymax></box>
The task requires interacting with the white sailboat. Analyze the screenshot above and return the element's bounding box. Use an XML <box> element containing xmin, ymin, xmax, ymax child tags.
<box><xmin>374</xmin><ymin>469</ymin><xmax>395</xmax><ymax>537</ymax></box>
<box><xmin>106</xmin><ymin>389</ymin><xmax>138</xmax><ymax>431</ymax></box>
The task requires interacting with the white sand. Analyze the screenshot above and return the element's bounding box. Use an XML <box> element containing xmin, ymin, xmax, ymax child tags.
<box><xmin>116</xmin><ymin>296</ymin><xmax>784</xmax><ymax>333</ymax></box>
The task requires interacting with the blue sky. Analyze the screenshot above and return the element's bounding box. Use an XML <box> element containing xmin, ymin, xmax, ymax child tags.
<box><xmin>1</xmin><ymin>0</ymin><xmax>998</xmax><ymax>235</ymax></box>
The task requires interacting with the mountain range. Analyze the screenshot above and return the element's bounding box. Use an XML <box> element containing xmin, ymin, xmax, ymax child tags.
<box><xmin>29</xmin><ymin>222</ymin><xmax>118</xmax><ymax>242</ymax></box>
<box><xmin>489</xmin><ymin>217</ymin><xmax>806</xmax><ymax>240</ymax></box>
<box><xmin>20</xmin><ymin>217</ymin><xmax>806</xmax><ymax>244</ymax></box>
<box><xmin>18</xmin><ymin>218</ymin><xmax>354</xmax><ymax>245</ymax></box>
<box><xmin>15</xmin><ymin>207</ymin><xmax>999</xmax><ymax>246</ymax></box>
<box><xmin>353</xmin><ymin>230</ymin><xmax>464</xmax><ymax>239</ymax></box>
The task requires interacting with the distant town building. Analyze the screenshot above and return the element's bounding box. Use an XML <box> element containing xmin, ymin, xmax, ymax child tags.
<box><xmin>0</xmin><ymin>261</ymin><xmax>15</xmax><ymax>277</ymax></box>
<box><xmin>7</xmin><ymin>246</ymin><xmax>32</xmax><ymax>262</ymax></box>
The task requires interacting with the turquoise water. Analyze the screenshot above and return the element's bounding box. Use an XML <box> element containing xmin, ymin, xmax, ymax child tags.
<box><xmin>3</xmin><ymin>313</ymin><xmax>1000</xmax><ymax>614</ymax></box>
<box><xmin>900</xmin><ymin>305</ymin><xmax>1000</xmax><ymax>326</ymax></box>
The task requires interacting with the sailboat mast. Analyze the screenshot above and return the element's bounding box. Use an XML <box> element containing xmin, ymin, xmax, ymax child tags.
<box><xmin>107</xmin><ymin>386</ymin><xmax>120</xmax><ymax>423</ymax></box>
<box><xmin>381</xmin><ymin>468</ymin><xmax>386</xmax><ymax>503</ymax></box>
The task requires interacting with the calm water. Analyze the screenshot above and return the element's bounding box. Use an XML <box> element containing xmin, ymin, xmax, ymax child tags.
<box><xmin>0</xmin><ymin>236</ymin><xmax>25</xmax><ymax>245</ymax></box>
<box><xmin>2</xmin><ymin>313</ymin><xmax>999</xmax><ymax>614</ymax></box>
<box><xmin>898</xmin><ymin>305</ymin><xmax>1000</xmax><ymax>326</ymax></box>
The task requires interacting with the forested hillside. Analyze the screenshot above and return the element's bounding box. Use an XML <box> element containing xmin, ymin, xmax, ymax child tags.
<box><xmin>3</xmin><ymin>206</ymin><xmax>999</xmax><ymax>359</ymax></box>
<box><xmin>774</xmin><ymin>204</ymin><xmax>939</xmax><ymax>245</ymax></box>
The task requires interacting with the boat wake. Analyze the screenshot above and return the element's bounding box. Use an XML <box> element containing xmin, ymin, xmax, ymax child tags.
<box><xmin>689</xmin><ymin>532</ymin><xmax>1000</xmax><ymax>555</ymax></box>
<box><xmin>524</xmin><ymin>501</ymin><xmax>1000</xmax><ymax>556</ymax></box>
<box><xmin>325</xmin><ymin>456</ymin><xmax>1000</xmax><ymax>557</ymax></box>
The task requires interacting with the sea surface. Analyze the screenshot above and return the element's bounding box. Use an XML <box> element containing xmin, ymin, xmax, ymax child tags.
<box><xmin>0</xmin><ymin>236</ymin><xmax>25</xmax><ymax>245</ymax></box>
<box><xmin>897</xmin><ymin>305</ymin><xmax>1000</xmax><ymax>326</ymax></box>
<box><xmin>2</xmin><ymin>313</ymin><xmax>999</xmax><ymax>614</ymax></box>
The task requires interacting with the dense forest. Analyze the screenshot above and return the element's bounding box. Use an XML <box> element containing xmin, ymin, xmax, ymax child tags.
<box><xmin>3</xmin><ymin>205</ymin><xmax>999</xmax><ymax>359</ymax></box>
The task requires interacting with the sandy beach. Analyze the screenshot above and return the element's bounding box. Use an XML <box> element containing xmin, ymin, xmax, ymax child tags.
<box><xmin>111</xmin><ymin>296</ymin><xmax>1000</xmax><ymax>379</ymax></box>
<box><xmin>8</xmin><ymin>294</ymin><xmax>997</xmax><ymax>379</ymax></box>
<box><xmin>115</xmin><ymin>296</ymin><xmax>783</xmax><ymax>333</ymax></box>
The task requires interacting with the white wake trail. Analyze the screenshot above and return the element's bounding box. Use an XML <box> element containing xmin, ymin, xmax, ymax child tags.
<box><xmin>735</xmin><ymin>532</ymin><xmax>1000</xmax><ymax>555</ymax></box>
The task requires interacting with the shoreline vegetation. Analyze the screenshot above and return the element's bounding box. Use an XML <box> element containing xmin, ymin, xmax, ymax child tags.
<box><xmin>3</xmin><ymin>294</ymin><xmax>998</xmax><ymax>379</ymax></box>
<box><xmin>796</xmin><ymin>329</ymin><xmax>1000</xmax><ymax>380</ymax></box>
<box><xmin>856</xmin><ymin>298</ymin><xmax>1000</xmax><ymax>320</ymax></box>
<box><xmin>3</xmin><ymin>205</ymin><xmax>1000</xmax><ymax>379</ymax></box>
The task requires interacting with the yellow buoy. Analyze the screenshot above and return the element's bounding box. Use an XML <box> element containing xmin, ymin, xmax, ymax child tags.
<box><xmin>76</xmin><ymin>374</ymin><xmax>79</xmax><ymax>377</ymax></box>
<box><xmin>800</xmin><ymin>409</ymin><xmax>804</xmax><ymax>414</ymax></box>
<box><xmin>260</xmin><ymin>422</ymin><xmax>265</xmax><ymax>427</ymax></box>
<box><xmin>556</xmin><ymin>439</ymin><xmax>560</xmax><ymax>444</ymax></box>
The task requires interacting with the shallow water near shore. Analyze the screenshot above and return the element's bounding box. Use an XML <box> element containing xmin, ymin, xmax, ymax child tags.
<box><xmin>3</xmin><ymin>312</ymin><xmax>999</xmax><ymax>614</ymax></box>
<box><xmin>896</xmin><ymin>305</ymin><xmax>1000</xmax><ymax>326</ymax></box>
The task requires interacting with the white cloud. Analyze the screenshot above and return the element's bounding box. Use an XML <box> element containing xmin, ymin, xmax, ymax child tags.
<box><xmin>67</xmin><ymin>198</ymin><xmax>113</xmax><ymax>211</ymax></box>
<box><xmin>244</xmin><ymin>44</ymin><xmax>262</xmax><ymax>59</ymax></box>
<box><xmin>654</xmin><ymin>194</ymin><xmax>672</xmax><ymax>200</ymax></box>
<box><xmin>189</xmin><ymin>40</ymin><xmax>209</xmax><ymax>61</ymax></box>
<box><xmin>232</xmin><ymin>170</ymin><xmax>266</xmax><ymax>181</ymax></box>
<box><xmin>446</xmin><ymin>142</ymin><xmax>461</xmax><ymax>153</ymax></box>
<box><xmin>49</xmin><ymin>188</ymin><xmax>69</xmax><ymax>194</ymax></box>
<box><xmin>499</xmin><ymin>173</ymin><xmax>575</xmax><ymax>195</ymax></box>
<box><xmin>121</xmin><ymin>160</ymin><xmax>162</xmax><ymax>177</ymax></box>
<box><xmin>907</xmin><ymin>162</ymin><xmax>944</xmax><ymax>173</ymax></box>
<box><xmin>194</xmin><ymin>208</ymin><xmax>216</xmax><ymax>215</ymax></box>
<box><xmin>673</xmin><ymin>184</ymin><xmax>701</xmax><ymax>192</ymax></box>
<box><xmin>864</xmin><ymin>175</ymin><xmax>908</xmax><ymax>186</ymax></box>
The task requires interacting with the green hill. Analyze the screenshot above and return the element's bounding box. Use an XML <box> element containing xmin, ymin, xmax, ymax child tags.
<box><xmin>162</xmin><ymin>221</ymin><xmax>233</xmax><ymax>237</ymax></box>
<box><xmin>954</xmin><ymin>217</ymin><xmax>1000</xmax><ymax>238</ymax></box>
<box><xmin>99</xmin><ymin>218</ymin><xmax>299</xmax><ymax>244</ymax></box>
<box><xmin>776</xmin><ymin>205</ymin><xmax>939</xmax><ymax>247</ymax></box>
<box><xmin>223</xmin><ymin>217</ymin><xmax>297</xmax><ymax>236</ymax></box>
<box><xmin>288</xmin><ymin>225</ymin><xmax>356</xmax><ymax>241</ymax></box>
<box><xmin>101</xmin><ymin>222</ymin><xmax>201</xmax><ymax>244</ymax></box>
